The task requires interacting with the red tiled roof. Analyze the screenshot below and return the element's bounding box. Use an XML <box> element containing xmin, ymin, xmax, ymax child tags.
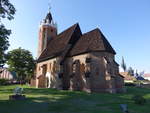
<box><xmin>37</xmin><ymin>23</ymin><xmax>81</xmax><ymax>62</ymax></box>
<box><xmin>37</xmin><ymin>24</ymin><xmax>116</xmax><ymax>62</ymax></box>
<box><xmin>120</xmin><ymin>72</ymin><xmax>136</xmax><ymax>81</ymax></box>
<box><xmin>144</xmin><ymin>73</ymin><xmax>150</xmax><ymax>77</ymax></box>
<box><xmin>69</xmin><ymin>28</ymin><xmax>116</xmax><ymax>56</ymax></box>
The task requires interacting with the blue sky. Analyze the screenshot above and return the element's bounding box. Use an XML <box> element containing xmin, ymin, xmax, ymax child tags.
<box><xmin>4</xmin><ymin>0</ymin><xmax>150</xmax><ymax>73</ymax></box>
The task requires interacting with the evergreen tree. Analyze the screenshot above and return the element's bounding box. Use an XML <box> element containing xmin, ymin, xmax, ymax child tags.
<box><xmin>121</xmin><ymin>57</ymin><xmax>127</xmax><ymax>72</ymax></box>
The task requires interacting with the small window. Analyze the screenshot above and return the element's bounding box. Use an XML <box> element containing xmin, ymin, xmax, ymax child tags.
<box><xmin>104</xmin><ymin>57</ymin><xmax>110</xmax><ymax>64</ymax></box>
<box><xmin>72</xmin><ymin>60</ymin><xmax>79</xmax><ymax>73</ymax></box>
<box><xmin>85</xmin><ymin>72</ymin><xmax>90</xmax><ymax>78</ymax></box>
<box><xmin>85</xmin><ymin>64</ymin><xmax>91</xmax><ymax>78</ymax></box>
<box><xmin>72</xmin><ymin>63</ymin><xmax>76</xmax><ymax>73</ymax></box>
<box><xmin>58</xmin><ymin>73</ymin><xmax>63</xmax><ymax>79</ymax></box>
<box><xmin>70</xmin><ymin>73</ymin><xmax>75</xmax><ymax>78</ymax></box>
<box><xmin>86</xmin><ymin>57</ymin><xmax>91</xmax><ymax>63</ymax></box>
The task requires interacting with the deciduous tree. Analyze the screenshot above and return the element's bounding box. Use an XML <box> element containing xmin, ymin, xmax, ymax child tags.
<box><xmin>7</xmin><ymin>48</ymin><xmax>35</xmax><ymax>84</ymax></box>
<box><xmin>0</xmin><ymin>0</ymin><xmax>16</xmax><ymax>67</ymax></box>
<box><xmin>128</xmin><ymin>67</ymin><xmax>134</xmax><ymax>76</ymax></box>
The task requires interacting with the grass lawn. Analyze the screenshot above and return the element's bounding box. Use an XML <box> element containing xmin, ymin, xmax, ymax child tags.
<box><xmin>0</xmin><ymin>85</ymin><xmax>150</xmax><ymax>113</ymax></box>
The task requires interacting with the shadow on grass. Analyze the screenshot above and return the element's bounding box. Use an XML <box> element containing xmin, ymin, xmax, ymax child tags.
<box><xmin>0</xmin><ymin>86</ymin><xmax>150</xmax><ymax>113</ymax></box>
<box><xmin>118</xmin><ymin>86</ymin><xmax>150</xmax><ymax>100</ymax></box>
<box><xmin>0</xmin><ymin>88</ymin><xmax>122</xmax><ymax>113</ymax></box>
<box><xmin>0</xmin><ymin>95</ymin><xmax>119</xmax><ymax>113</ymax></box>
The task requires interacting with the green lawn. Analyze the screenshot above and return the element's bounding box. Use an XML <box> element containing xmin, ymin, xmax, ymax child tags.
<box><xmin>0</xmin><ymin>85</ymin><xmax>150</xmax><ymax>113</ymax></box>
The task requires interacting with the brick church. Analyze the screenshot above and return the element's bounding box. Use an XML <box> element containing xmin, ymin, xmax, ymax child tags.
<box><xmin>34</xmin><ymin>10</ymin><xmax>124</xmax><ymax>93</ymax></box>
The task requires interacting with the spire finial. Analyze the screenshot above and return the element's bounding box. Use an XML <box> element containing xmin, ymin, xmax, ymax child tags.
<box><xmin>48</xmin><ymin>0</ymin><xmax>52</xmax><ymax>12</ymax></box>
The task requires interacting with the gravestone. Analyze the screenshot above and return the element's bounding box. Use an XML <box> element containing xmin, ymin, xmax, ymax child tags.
<box><xmin>120</xmin><ymin>104</ymin><xmax>129</xmax><ymax>113</ymax></box>
<box><xmin>9</xmin><ymin>87</ymin><xmax>26</xmax><ymax>100</ymax></box>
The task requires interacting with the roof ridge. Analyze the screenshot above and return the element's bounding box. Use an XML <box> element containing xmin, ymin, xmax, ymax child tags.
<box><xmin>82</xmin><ymin>28</ymin><xmax>100</xmax><ymax>36</ymax></box>
<box><xmin>97</xmin><ymin>30</ymin><xmax>116</xmax><ymax>54</ymax></box>
<box><xmin>70</xmin><ymin>27</ymin><xmax>116</xmax><ymax>56</ymax></box>
<box><xmin>57</xmin><ymin>23</ymin><xmax>78</xmax><ymax>37</ymax></box>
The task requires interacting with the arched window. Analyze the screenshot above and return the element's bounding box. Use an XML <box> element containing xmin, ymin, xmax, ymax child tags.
<box><xmin>85</xmin><ymin>57</ymin><xmax>91</xmax><ymax>78</ymax></box>
<box><xmin>71</xmin><ymin>60</ymin><xmax>80</xmax><ymax>78</ymax></box>
<box><xmin>41</xmin><ymin>64</ymin><xmax>47</xmax><ymax>76</ymax></box>
<box><xmin>72</xmin><ymin>60</ymin><xmax>79</xmax><ymax>73</ymax></box>
<box><xmin>86</xmin><ymin>57</ymin><xmax>91</xmax><ymax>63</ymax></box>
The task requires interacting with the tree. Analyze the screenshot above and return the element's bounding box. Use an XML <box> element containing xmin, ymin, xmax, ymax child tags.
<box><xmin>128</xmin><ymin>67</ymin><xmax>134</xmax><ymax>76</ymax></box>
<box><xmin>7</xmin><ymin>48</ymin><xmax>35</xmax><ymax>84</ymax></box>
<box><xmin>0</xmin><ymin>25</ymin><xmax>11</xmax><ymax>66</ymax></box>
<box><xmin>121</xmin><ymin>57</ymin><xmax>126</xmax><ymax>72</ymax></box>
<box><xmin>135</xmin><ymin>70</ymin><xmax>145</xmax><ymax>80</ymax></box>
<box><xmin>0</xmin><ymin>0</ymin><xmax>16</xmax><ymax>67</ymax></box>
<box><xmin>135</xmin><ymin>70</ymin><xmax>139</xmax><ymax>77</ymax></box>
<box><xmin>139</xmin><ymin>71</ymin><xmax>145</xmax><ymax>77</ymax></box>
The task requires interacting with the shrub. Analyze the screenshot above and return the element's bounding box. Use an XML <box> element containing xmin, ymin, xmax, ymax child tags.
<box><xmin>132</xmin><ymin>94</ymin><xmax>146</xmax><ymax>105</ymax></box>
<box><xmin>0</xmin><ymin>79</ymin><xmax>8</xmax><ymax>85</ymax></box>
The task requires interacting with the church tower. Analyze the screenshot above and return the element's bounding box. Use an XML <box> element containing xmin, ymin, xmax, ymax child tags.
<box><xmin>37</xmin><ymin>11</ymin><xmax>57</xmax><ymax>57</ymax></box>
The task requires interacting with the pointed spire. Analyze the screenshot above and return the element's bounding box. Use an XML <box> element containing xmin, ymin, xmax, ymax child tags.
<box><xmin>45</xmin><ymin>12</ymin><xmax>52</xmax><ymax>23</ymax></box>
<box><xmin>40</xmin><ymin>0</ymin><xmax>57</xmax><ymax>29</ymax></box>
<box><xmin>44</xmin><ymin>0</ymin><xmax>53</xmax><ymax>24</ymax></box>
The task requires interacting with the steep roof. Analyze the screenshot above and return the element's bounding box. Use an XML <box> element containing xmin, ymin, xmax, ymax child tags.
<box><xmin>69</xmin><ymin>28</ymin><xmax>116</xmax><ymax>56</ymax></box>
<box><xmin>37</xmin><ymin>24</ymin><xmax>116</xmax><ymax>62</ymax></box>
<box><xmin>44</xmin><ymin>12</ymin><xmax>53</xmax><ymax>23</ymax></box>
<box><xmin>37</xmin><ymin>23</ymin><xmax>81</xmax><ymax>62</ymax></box>
<box><xmin>120</xmin><ymin>72</ymin><xmax>136</xmax><ymax>81</ymax></box>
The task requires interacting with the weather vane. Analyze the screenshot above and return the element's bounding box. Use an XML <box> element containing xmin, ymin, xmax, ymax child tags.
<box><xmin>48</xmin><ymin>0</ymin><xmax>52</xmax><ymax>12</ymax></box>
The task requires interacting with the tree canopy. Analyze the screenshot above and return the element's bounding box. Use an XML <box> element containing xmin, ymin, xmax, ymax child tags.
<box><xmin>128</xmin><ymin>67</ymin><xmax>134</xmax><ymax>76</ymax></box>
<box><xmin>0</xmin><ymin>25</ymin><xmax>11</xmax><ymax>66</ymax></box>
<box><xmin>0</xmin><ymin>0</ymin><xmax>16</xmax><ymax>20</ymax></box>
<box><xmin>0</xmin><ymin>0</ymin><xmax>16</xmax><ymax>67</ymax></box>
<box><xmin>7</xmin><ymin>48</ymin><xmax>35</xmax><ymax>83</ymax></box>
